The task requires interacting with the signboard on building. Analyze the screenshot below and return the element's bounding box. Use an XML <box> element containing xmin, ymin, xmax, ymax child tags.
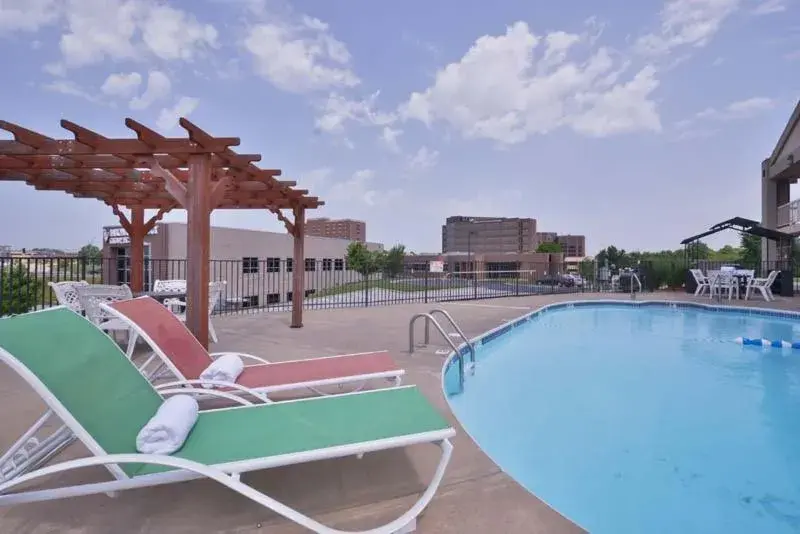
<box><xmin>103</xmin><ymin>225</ymin><xmax>158</xmax><ymax>245</ymax></box>
<box><xmin>429</xmin><ymin>260</ymin><xmax>444</xmax><ymax>273</ymax></box>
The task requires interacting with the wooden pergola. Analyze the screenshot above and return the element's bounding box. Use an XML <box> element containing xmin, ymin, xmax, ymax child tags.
<box><xmin>0</xmin><ymin>118</ymin><xmax>323</xmax><ymax>347</ymax></box>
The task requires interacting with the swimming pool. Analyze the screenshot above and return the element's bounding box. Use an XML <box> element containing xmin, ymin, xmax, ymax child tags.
<box><xmin>443</xmin><ymin>301</ymin><xmax>800</xmax><ymax>534</ymax></box>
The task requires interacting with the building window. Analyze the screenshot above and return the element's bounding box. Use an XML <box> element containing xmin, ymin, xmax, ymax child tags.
<box><xmin>266</xmin><ymin>257</ymin><xmax>281</xmax><ymax>273</ymax></box>
<box><xmin>242</xmin><ymin>295</ymin><xmax>259</xmax><ymax>308</ymax></box>
<box><xmin>286</xmin><ymin>291</ymin><xmax>293</xmax><ymax>301</ymax></box>
<box><xmin>266</xmin><ymin>293</ymin><xmax>280</xmax><ymax>304</ymax></box>
<box><xmin>304</xmin><ymin>289</ymin><xmax>316</xmax><ymax>297</ymax></box>
<box><xmin>242</xmin><ymin>257</ymin><xmax>259</xmax><ymax>274</ymax></box>
<box><xmin>334</xmin><ymin>258</ymin><xmax>344</xmax><ymax>271</ymax></box>
<box><xmin>322</xmin><ymin>258</ymin><xmax>333</xmax><ymax>271</ymax></box>
<box><xmin>286</xmin><ymin>258</ymin><xmax>293</xmax><ymax>272</ymax></box>
<box><xmin>305</xmin><ymin>258</ymin><xmax>316</xmax><ymax>272</ymax></box>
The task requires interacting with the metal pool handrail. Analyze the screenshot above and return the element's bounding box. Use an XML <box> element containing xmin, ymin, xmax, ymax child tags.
<box><xmin>424</xmin><ymin>308</ymin><xmax>475</xmax><ymax>367</ymax></box>
<box><xmin>409</xmin><ymin>313</ymin><xmax>465</xmax><ymax>391</ymax></box>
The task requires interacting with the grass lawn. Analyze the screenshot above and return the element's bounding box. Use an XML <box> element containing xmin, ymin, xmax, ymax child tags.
<box><xmin>312</xmin><ymin>278</ymin><xmax>432</xmax><ymax>297</ymax></box>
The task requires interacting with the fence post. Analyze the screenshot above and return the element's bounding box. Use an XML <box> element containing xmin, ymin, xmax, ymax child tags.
<box><xmin>364</xmin><ymin>275</ymin><xmax>370</xmax><ymax>307</ymax></box>
<box><xmin>473</xmin><ymin>271</ymin><xmax>478</xmax><ymax>300</ymax></box>
<box><xmin>424</xmin><ymin>270</ymin><xmax>429</xmax><ymax>304</ymax></box>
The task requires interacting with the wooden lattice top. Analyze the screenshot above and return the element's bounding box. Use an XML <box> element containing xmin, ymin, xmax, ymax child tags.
<box><xmin>0</xmin><ymin>117</ymin><xmax>323</xmax><ymax>210</ymax></box>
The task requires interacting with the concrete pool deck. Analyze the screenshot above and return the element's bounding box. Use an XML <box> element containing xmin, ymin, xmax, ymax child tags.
<box><xmin>1</xmin><ymin>290</ymin><xmax>799</xmax><ymax>533</ymax></box>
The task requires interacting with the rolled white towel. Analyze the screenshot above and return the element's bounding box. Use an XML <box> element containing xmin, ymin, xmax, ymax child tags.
<box><xmin>136</xmin><ymin>395</ymin><xmax>199</xmax><ymax>455</ymax></box>
<box><xmin>199</xmin><ymin>353</ymin><xmax>244</xmax><ymax>389</ymax></box>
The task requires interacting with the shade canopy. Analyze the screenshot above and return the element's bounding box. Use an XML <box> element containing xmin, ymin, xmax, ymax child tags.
<box><xmin>680</xmin><ymin>217</ymin><xmax>793</xmax><ymax>245</ymax></box>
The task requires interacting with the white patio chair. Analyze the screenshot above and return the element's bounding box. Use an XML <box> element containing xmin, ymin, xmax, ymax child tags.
<box><xmin>169</xmin><ymin>281</ymin><xmax>227</xmax><ymax>344</ymax></box>
<box><xmin>745</xmin><ymin>270</ymin><xmax>779</xmax><ymax>302</ymax></box>
<box><xmin>75</xmin><ymin>284</ymin><xmax>137</xmax><ymax>357</ymax></box>
<box><xmin>709</xmin><ymin>271</ymin><xmax>738</xmax><ymax>300</ymax></box>
<box><xmin>47</xmin><ymin>281</ymin><xmax>89</xmax><ymax>313</ymax></box>
<box><xmin>689</xmin><ymin>269</ymin><xmax>710</xmax><ymax>296</ymax></box>
<box><xmin>152</xmin><ymin>279</ymin><xmax>187</xmax><ymax>313</ymax></box>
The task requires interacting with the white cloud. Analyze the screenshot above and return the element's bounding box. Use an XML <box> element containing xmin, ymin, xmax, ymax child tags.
<box><xmin>635</xmin><ymin>0</ymin><xmax>740</xmax><ymax>55</ymax></box>
<box><xmin>695</xmin><ymin>96</ymin><xmax>775</xmax><ymax>120</ymax></box>
<box><xmin>752</xmin><ymin>0</ymin><xmax>786</xmax><ymax>14</ymax></box>
<box><xmin>380</xmin><ymin>126</ymin><xmax>403</xmax><ymax>153</ymax></box>
<box><xmin>101</xmin><ymin>72</ymin><xmax>142</xmax><ymax>98</ymax></box>
<box><xmin>0</xmin><ymin>0</ymin><xmax>60</xmax><ymax>32</ymax></box>
<box><xmin>156</xmin><ymin>96</ymin><xmax>200</xmax><ymax>131</ymax></box>
<box><xmin>129</xmin><ymin>70</ymin><xmax>171</xmax><ymax>110</ymax></box>
<box><xmin>314</xmin><ymin>92</ymin><xmax>395</xmax><ymax>134</ymax></box>
<box><xmin>244</xmin><ymin>15</ymin><xmax>359</xmax><ymax>93</ymax></box>
<box><xmin>38</xmin><ymin>0</ymin><xmax>219</xmax><ymax>69</ymax></box>
<box><xmin>141</xmin><ymin>3</ymin><xmax>218</xmax><ymax>61</ymax></box>
<box><xmin>299</xmin><ymin>167</ymin><xmax>333</xmax><ymax>190</ymax></box>
<box><xmin>400</xmin><ymin>21</ymin><xmax>661</xmax><ymax>145</ymax></box>
<box><xmin>326</xmin><ymin>169</ymin><xmax>402</xmax><ymax>207</ymax></box>
<box><xmin>672</xmin><ymin>96</ymin><xmax>775</xmax><ymax>139</ymax></box>
<box><xmin>407</xmin><ymin>146</ymin><xmax>439</xmax><ymax>171</ymax></box>
<box><xmin>42</xmin><ymin>79</ymin><xmax>100</xmax><ymax>103</ymax></box>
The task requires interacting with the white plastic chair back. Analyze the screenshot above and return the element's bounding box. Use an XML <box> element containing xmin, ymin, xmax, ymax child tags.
<box><xmin>209</xmin><ymin>281</ymin><xmax>226</xmax><ymax>315</ymax></box>
<box><xmin>75</xmin><ymin>284</ymin><xmax>133</xmax><ymax>325</ymax></box>
<box><xmin>765</xmin><ymin>270</ymin><xmax>780</xmax><ymax>286</ymax></box>
<box><xmin>48</xmin><ymin>281</ymin><xmax>89</xmax><ymax>313</ymax></box>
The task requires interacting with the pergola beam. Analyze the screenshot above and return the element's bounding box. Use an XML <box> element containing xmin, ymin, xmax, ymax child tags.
<box><xmin>0</xmin><ymin>116</ymin><xmax>325</xmax><ymax>347</ymax></box>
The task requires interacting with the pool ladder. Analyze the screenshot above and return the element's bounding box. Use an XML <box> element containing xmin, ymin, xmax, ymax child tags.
<box><xmin>409</xmin><ymin>309</ymin><xmax>476</xmax><ymax>392</ymax></box>
<box><xmin>630</xmin><ymin>273</ymin><xmax>642</xmax><ymax>300</ymax></box>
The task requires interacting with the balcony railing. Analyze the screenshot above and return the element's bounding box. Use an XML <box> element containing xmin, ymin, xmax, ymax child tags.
<box><xmin>777</xmin><ymin>199</ymin><xmax>800</xmax><ymax>227</ymax></box>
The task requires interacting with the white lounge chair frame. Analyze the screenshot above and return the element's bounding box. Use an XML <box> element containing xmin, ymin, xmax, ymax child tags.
<box><xmin>102</xmin><ymin>301</ymin><xmax>404</xmax><ymax>399</ymax></box>
<box><xmin>75</xmin><ymin>284</ymin><xmax>137</xmax><ymax>356</ymax></box>
<box><xmin>0</xmin><ymin>341</ymin><xmax>453</xmax><ymax>534</ymax></box>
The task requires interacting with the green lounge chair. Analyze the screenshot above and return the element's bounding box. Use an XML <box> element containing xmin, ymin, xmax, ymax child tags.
<box><xmin>0</xmin><ymin>307</ymin><xmax>455</xmax><ymax>533</ymax></box>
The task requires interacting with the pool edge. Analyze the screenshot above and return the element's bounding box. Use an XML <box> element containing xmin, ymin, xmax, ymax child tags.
<box><xmin>438</xmin><ymin>298</ymin><xmax>800</xmax><ymax>532</ymax></box>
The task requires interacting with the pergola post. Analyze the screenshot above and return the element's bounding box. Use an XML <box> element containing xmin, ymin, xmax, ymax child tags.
<box><xmin>186</xmin><ymin>155</ymin><xmax>212</xmax><ymax>347</ymax></box>
<box><xmin>291</xmin><ymin>205</ymin><xmax>306</xmax><ymax>328</ymax></box>
<box><xmin>128</xmin><ymin>207</ymin><xmax>145</xmax><ymax>293</ymax></box>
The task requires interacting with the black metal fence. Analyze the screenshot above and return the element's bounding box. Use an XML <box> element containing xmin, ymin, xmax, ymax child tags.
<box><xmin>0</xmin><ymin>256</ymin><xmax>796</xmax><ymax>318</ymax></box>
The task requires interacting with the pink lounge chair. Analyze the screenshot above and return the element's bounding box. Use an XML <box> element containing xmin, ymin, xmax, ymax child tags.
<box><xmin>103</xmin><ymin>296</ymin><xmax>404</xmax><ymax>400</ymax></box>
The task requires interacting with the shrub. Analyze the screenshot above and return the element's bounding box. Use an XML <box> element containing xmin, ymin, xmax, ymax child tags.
<box><xmin>0</xmin><ymin>267</ymin><xmax>42</xmax><ymax>315</ymax></box>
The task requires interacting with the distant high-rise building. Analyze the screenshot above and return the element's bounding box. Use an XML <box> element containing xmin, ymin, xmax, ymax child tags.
<box><xmin>441</xmin><ymin>216</ymin><xmax>538</xmax><ymax>254</ymax></box>
<box><xmin>556</xmin><ymin>234</ymin><xmax>586</xmax><ymax>257</ymax></box>
<box><xmin>0</xmin><ymin>245</ymin><xmax>10</xmax><ymax>258</ymax></box>
<box><xmin>305</xmin><ymin>218</ymin><xmax>366</xmax><ymax>242</ymax></box>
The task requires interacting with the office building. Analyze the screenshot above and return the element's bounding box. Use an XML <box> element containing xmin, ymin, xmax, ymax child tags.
<box><xmin>101</xmin><ymin>222</ymin><xmax>383</xmax><ymax>307</ymax></box>
<box><xmin>305</xmin><ymin>218</ymin><xmax>366</xmax><ymax>242</ymax></box>
<box><xmin>441</xmin><ymin>216</ymin><xmax>538</xmax><ymax>254</ymax></box>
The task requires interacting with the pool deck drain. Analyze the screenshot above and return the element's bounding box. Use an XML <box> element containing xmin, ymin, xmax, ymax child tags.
<box><xmin>3</xmin><ymin>291</ymin><xmax>799</xmax><ymax>533</ymax></box>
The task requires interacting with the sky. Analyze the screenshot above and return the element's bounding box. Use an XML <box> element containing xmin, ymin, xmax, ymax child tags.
<box><xmin>0</xmin><ymin>0</ymin><xmax>798</xmax><ymax>256</ymax></box>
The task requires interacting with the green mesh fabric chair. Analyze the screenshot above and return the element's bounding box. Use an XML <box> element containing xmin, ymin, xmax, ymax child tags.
<box><xmin>0</xmin><ymin>307</ymin><xmax>455</xmax><ymax>533</ymax></box>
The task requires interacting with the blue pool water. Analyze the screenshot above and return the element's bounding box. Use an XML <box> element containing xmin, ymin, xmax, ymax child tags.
<box><xmin>445</xmin><ymin>304</ymin><xmax>800</xmax><ymax>534</ymax></box>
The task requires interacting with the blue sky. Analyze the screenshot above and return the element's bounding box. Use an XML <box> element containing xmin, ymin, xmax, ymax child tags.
<box><xmin>0</xmin><ymin>0</ymin><xmax>798</xmax><ymax>255</ymax></box>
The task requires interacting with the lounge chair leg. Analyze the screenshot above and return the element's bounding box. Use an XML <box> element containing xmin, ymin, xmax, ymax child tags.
<box><xmin>394</xmin><ymin>518</ymin><xmax>417</xmax><ymax>533</ymax></box>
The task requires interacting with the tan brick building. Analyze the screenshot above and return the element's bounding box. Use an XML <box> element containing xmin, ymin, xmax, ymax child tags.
<box><xmin>305</xmin><ymin>218</ymin><xmax>366</xmax><ymax>242</ymax></box>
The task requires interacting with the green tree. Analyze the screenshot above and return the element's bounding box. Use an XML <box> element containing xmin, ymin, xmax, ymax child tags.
<box><xmin>346</xmin><ymin>242</ymin><xmax>385</xmax><ymax>278</ymax></box>
<box><xmin>536</xmin><ymin>242</ymin><xmax>562</xmax><ymax>253</ymax></box>
<box><xmin>579</xmin><ymin>258</ymin><xmax>595</xmax><ymax>280</ymax></box>
<box><xmin>739</xmin><ymin>233</ymin><xmax>761</xmax><ymax>268</ymax></box>
<box><xmin>78</xmin><ymin>243</ymin><xmax>102</xmax><ymax>261</ymax></box>
<box><xmin>383</xmin><ymin>244</ymin><xmax>406</xmax><ymax>279</ymax></box>
<box><xmin>595</xmin><ymin>245</ymin><xmax>630</xmax><ymax>268</ymax></box>
<box><xmin>0</xmin><ymin>266</ymin><xmax>41</xmax><ymax>315</ymax></box>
